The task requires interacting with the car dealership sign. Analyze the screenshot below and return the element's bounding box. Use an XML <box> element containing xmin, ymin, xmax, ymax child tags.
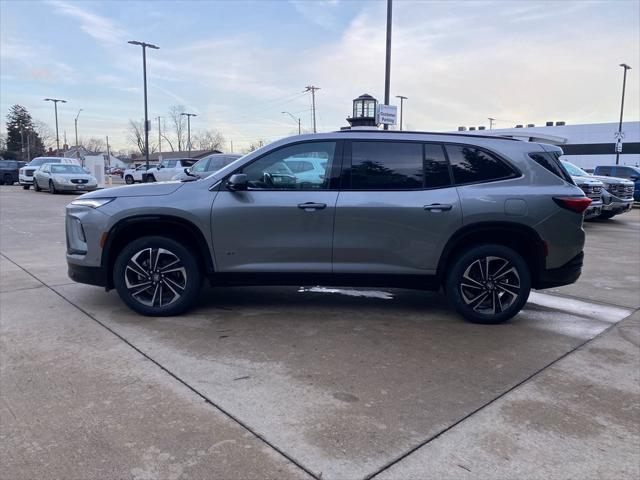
<box><xmin>377</xmin><ymin>104</ymin><xmax>397</xmax><ymax>126</ymax></box>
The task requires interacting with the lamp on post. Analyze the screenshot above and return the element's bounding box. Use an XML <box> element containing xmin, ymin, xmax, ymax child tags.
<box><xmin>180</xmin><ymin>112</ymin><xmax>197</xmax><ymax>157</ymax></box>
<box><xmin>74</xmin><ymin>109</ymin><xmax>82</xmax><ymax>162</ymax></box>
<box><xmin>128</xmin><ymin>40</ymin><xmax>159</xmax><ymax>176</ymax></box>
<box><xmin>615</xmin><ymin>63</ymin><xmax>632</xmax><ymax>165</ymax></box>
<box><xmin>44</xmin><ymin>98</ymin><xmax>66</xmax><ymax>155</ymax></box>
<box><xmin>395</xmin><ymin>95</ymin><xmax>407</xmax><ymax>131</ymax></box>
<box><xmin>282</xmin><ymin>111</ymin><xmax>301</xmax><ymax>134</ymax></box>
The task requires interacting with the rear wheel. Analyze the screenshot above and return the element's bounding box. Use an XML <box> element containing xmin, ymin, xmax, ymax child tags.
<box><xmin>114</xmin><ymin>236</ymin><xmax>202</xmax><ymax>316</ymax></box>
<box><xmin>446</xmin><ymin>244</ymin><xmax>531</xmax><ymax>324</ymax></box>
<box><xmin>22</xmin><ymin>184</ymin><xmax>30</xmax><ymax>190</ymax></box>
<box><xmin>146</xmin><ymin>174</ymin><xmax>156</xmax><ymax>182</ymax></box>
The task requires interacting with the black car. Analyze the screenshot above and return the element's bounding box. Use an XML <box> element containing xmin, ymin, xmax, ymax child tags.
<box><xmin>0</xmin><ymin>160</ymin><xmax>26</xmax><ymax>185</ymax></box>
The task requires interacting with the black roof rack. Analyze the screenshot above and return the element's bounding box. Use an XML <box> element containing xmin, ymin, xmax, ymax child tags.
<box><xmin>333</xmin><ymin>129</ymin><xmax>521</xmax><ymax>142</ymax></box>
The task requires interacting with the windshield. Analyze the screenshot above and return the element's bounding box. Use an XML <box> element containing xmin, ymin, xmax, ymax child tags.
<box><xmin>561</xmin><ymin>160</ymin><xmax>589</xmax><ymax>177</ymax></box>
<box><xmin>51</xmin><ymin>164</ymin><xmax>85</xmax><ymax>174</ymax></box>
<box><xmin>29</xmin><ymin>158</ymin><xmax>60</xmax><ymax>167</ymax></box>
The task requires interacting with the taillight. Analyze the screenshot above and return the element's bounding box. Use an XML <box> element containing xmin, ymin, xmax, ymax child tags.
<box><xmin>553</xmin><ymin>196</ymin><xmax>592</xmax><ymax>214</ymax></box>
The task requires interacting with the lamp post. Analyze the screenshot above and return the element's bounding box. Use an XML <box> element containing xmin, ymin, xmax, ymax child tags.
<box><xmin>395</xmin><ymin>95</ymin><xmax>407</xmax><ymax>130</ymax></box>
<box><xmin>180</xmin><ymin>112</ymin><xmax>197</xmax><ymax>157</ymax></box>
<box><xmin>282</xmin><ymin>111</ymin><xmax>301</xmax><ymax>134</ymax></box>
<box><xmin>383</xmin><ymin>0</ymin><xmax>393</xmax><ymax>130</ymax></box>
<box><xmin>74</xmin><ymin>109</ymin><xmax>82</xmax><ymax>162</ymax></box>
<box><xmin>615</xmin><ymin>63</ymin><xmax>632</xmax><ymax>165</ymax></box>
<box><xmin>128</xmin><ymin>40</ymin><xmax>159</xmax><ymax>173</ymax></box>
<box><xmin>44</xmin><ymin>98</ymin><xmax>66</xmax><ymax>155</ymax></box>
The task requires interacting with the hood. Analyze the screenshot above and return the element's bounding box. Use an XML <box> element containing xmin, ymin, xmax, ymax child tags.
<box><xmin>589</xmin><ymin>175</ymin><xmax>634</xmax><ymax>186</ymax></box>
<box><xmin>80</xmin><ymin>181</ymin><xmax>185</xmax><ymax>198</ymax></box>
<box><xmin>571</xmin><ymin>175</ymin><xmax>602</xmax><ymax>186</ymax></box>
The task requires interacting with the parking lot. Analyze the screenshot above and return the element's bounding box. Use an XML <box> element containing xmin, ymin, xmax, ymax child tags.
<box><xmin>1</xmin><ymin>184</ymin><xmax>638</xmax><ymax>479</ymax></box>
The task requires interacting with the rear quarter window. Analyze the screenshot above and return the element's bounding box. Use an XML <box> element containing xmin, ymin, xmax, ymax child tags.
<box><xmin>528</xmin><ymin>152</ymin><xmax>573</xmax><ymax>183</ymax></box>
<box><xmin>445</xmin><ymin>144</ymin><xmax>515</xmax><ymax>185</ymax></box>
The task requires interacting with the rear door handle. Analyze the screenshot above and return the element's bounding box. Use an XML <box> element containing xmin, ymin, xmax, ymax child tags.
<box><xmin>423</xmin><ymin>203</ymin><xmax>453</xmax><ymax>212</ymax></box>
<box><xmin>298</xmin><ymin>202</ymin><xmax>327</xmax><ymax>211</ymax></box>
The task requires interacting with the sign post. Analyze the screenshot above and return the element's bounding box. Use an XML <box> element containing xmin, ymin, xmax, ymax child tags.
<box><xmin>377</xmin><ymin>104</ymin><xmax>397</xmax><ymax>127</ymax></box>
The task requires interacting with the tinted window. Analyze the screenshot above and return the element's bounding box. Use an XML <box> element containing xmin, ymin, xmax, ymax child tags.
<box><xmin>351</xmin><ymin>141</ymin><xmax>423</xmax><ymax>190</ymax></box>
<box><xmin>242</xmin><ymin>142</ymin><xmax>335</xmax><ymax>190</ymax></box>
<box><xmin>595</xmin><ymin>166</ymin><xmax>613</xmax><ymax>175</ymax></box>
<box><xmin>446</xmin><ymin>145</ymin><xmax>514</xmax><ymax>184</ymax></box>
<box><xmin>529</xmin><ymin>152</ymin><xmax>573</xmax><ymax>183</ymax></box>
<box><xmin>423</xmin><ymin>144</ymin><xmax>451</xmax><ymax>188</ymax></box>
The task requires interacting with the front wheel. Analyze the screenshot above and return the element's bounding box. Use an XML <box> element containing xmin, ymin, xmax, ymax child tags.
<box><xmin>48</xmin><ymin>180</ymin><xmax>57</xmax><ymax>194</ymax></box>
<box><xmin>33</xmin><ymin>178</ymin><xmax>42</xmax><ymax>191</ymax></box>
<box><xmin>2</xmin><ymin>174</ymin><xmax>12</xmax><ymax>185</ymax></box>
<box><xmin>125</xmin><ymin>175</ymin><xmax>134</xmax><ymax>184</ymax></box>
<box><xmin>445</xmin><ymin>245</ymin><xmax>531</xmax><ymax>324</ymax></box>
<box><xmin>114</xmin><ymin>236</ymin><xmax>202</xmax><ymax>316</ymax></box>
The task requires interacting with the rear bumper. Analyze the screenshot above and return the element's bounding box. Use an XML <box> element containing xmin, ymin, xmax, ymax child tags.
<box><xmin>535</xmin><ymin>251</ymin><xmax>583</xmax><ymax>289</ymax></box>
<box><xmin>68</xmin><ymin>262</ymin><xmax>107</xmax><ymax>288</ymax></box>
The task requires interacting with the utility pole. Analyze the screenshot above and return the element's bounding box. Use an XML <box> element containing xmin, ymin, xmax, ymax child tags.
<box><xmin>230</xmin><ymin>140</ymin><xmax>233</xmax><ymax>153</ymax></box>
<box><xmin>383</xmin><ymin>0</ymin><xmax>393</xmax><ymax>130</ymax></box>
<box><xmin>282</xmin><ymin>111</ymin><xmax>301</xmax><ymax>134</ymax></box>
<box><xmin>305</xmin><ymin>86</ymin><xmax>320</xmax><ymax>133</ymax></box>
<box><xmin>395</xmin><ymin>95</ymin><xmax>407</xmax><ymax>130</ymax></box>
<box><xmin>488</xmin><ymin>117</ymin><xmax>495</xmax><ymax>130</ymax></box>
<box><xmin>20</xmin><ymin>128</ymin><xmax>24</xmax><ymax>162</ymax></box>
<box><xmin>106</xmin><ymin>136</ymin><xmax>111</xmax><ymax>168</ymax></box>
<box><xmin>44</xmin><ymin>98</ymin><xmax>66</xmax><ymax>155</ymax></box>
<box><xmin>74</xmin><ymin>109</ymin><xmax>82</xmax><ymax>161</ymax></box>
<box><xmin>128</xmin><ymin>40</ymin><xmax>159</xmax><ymax>174</ymax></box>
<box><xmin>616</xmin><ymin>63</ymin><xmax>632</xmax><ymax>165</ymax></box>
<box><xmin>180</xmin><ymin>112</ymin><xmax>197</xmax><ymax>157</ymax></box>
<box><xmin>156</xmin><ymin>116</ymin><xmax>162</xmax><ymax>154</ymax></box>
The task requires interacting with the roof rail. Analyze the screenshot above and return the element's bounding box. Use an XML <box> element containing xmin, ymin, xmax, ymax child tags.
<box><xmin>332</xmin><ymin>129</ymin><xmax>521</xmax><ymax>142</ymax></box>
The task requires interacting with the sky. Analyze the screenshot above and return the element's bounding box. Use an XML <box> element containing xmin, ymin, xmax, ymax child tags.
<box><xmin>1</xmin><ymin>0</ymin><xmax>639</xmax><ymax>152</ymax></box>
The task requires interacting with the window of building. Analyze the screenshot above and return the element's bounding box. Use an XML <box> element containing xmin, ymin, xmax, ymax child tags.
<box><xmin>445</xmin><ymin>145</ymin><xmax>515</xmax><ymax>185</ymax></box>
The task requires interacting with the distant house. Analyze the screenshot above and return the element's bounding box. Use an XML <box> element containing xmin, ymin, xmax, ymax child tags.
<box><xmin>131</xmin><ymin>149</ymin><xmax>222</xmax><ymax>164</ymax></box>
<box><xmin>63</xmin><ymin>146</ymin><xmax>128</xmax><ymax>168</ymax></box>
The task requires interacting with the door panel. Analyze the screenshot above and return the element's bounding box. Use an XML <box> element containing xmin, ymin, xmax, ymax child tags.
<box><xmin>333</xmin><ymin>188</ymin><xmax>461</xmax><ymax>274</ymax></box>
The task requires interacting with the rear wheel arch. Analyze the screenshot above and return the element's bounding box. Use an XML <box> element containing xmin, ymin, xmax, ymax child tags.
<box><xmin>103</xmin><ymin>215</ymin><xmax>214</xmax><ymax>289</ymax></box>
<box><xmin>437</xmin><ymin>222</ymin><xmax>545</xmax><ymax>288</ymax></box>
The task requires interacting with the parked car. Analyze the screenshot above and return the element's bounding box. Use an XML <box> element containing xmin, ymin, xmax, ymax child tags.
<box><xmin>172</xmin><ymin>154</ymin><xmax>242</xmax><ymax>181</ymax></box>
<box><xmin>66</xmin><ymin>132</ymin><xmax>589</xmax><ymax>324</ymax></box>
<box><xmin>145</xmin><ymin>158</ymin><xmax>198</xmax><ymax>182</ymax></box>
<box><xmin>560</xmin><ymin>160</ymin><xmax>604</xmax><ymax>220</ymax></box>
<box><xmin>34</xmin><ymin>163</ymin><xmax>98</xmax><ymax>194</ymax></box>
<box><xmin>123</xmin><ymin>164</ymin><xmax>158</xmax><ymax>184</ymax></box>
<box><xmin>19</xmin><ymin>157</ymin><xmax>80</xmax><ymax>189</ymax></box>
<box><xmin>594</xmin><ymin>165</ymin><xmax>640</xmax><ymax>201</ymax></box>
<box><xmin>108</xmin><ymin>167</ymin><xmax>124</xmax><ymax>177</ymax></box>
<box><xmin>0</xmin><ymin>159</ymin><xmax>26</xmax><ymax>185</ymax></box>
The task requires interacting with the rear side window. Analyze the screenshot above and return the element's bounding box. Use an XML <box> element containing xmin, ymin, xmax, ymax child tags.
<box><xmin>528</xmin><ymin>152</ymin><xmax>573</xmax><ymax>183</ymax></box>
<box><xmin>445</xmin><ymin>145</ymin><xmax>515</xmax><ymax>185</ymax></box>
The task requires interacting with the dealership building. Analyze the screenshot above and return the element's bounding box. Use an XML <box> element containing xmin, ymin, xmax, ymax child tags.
<box><xmin>456</xmin><ymin>121</ymin><xmax>640</xmax><ymax>169</ymax></box>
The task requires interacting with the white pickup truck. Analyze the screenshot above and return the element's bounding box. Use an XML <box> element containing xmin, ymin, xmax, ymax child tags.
<box><xmin>145</xmin><ymin>158</ymin><xmax>198</xmax><ymax>182</ymax></box>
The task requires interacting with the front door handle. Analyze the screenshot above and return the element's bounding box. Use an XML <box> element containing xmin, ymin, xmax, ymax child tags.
<box><xmin>298</xmin><ymin>202</ymin><xmax>327</xmax><ymax>211</ymax></box>
<box><xmin>424</xmin><ymin>203</ymin><xmax>453</xmax><ymax>212</ymax></box>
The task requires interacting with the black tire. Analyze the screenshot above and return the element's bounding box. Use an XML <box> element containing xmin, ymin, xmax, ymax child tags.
<box><xmin>445</xmin><ymin>244</ymin><xmax>531</xmax><ymax>324</ymax></box>
<box><xmin>146</xmin><ymin>174</ymin><xmax>156</xmax><ymax>182</ymax></box>
<box><xmin>22</xmin><ymin>184</ymin><xmax>30</xmax><ymax>190</ymax></box>
<box><xmin>0</xmin><ymin>177</ymin><xmax>4</xmax><ymax>185</ymax></box>
<box><xmin>33</xmin><ymin>178</ymin><xmax>42</xmax><ymax>191</ymax></box>
<box><xmin>598</xmin><ymin>211</ymin><xmax>616</xmax><ymax>220</ymax></box>
<box><xmin>2</xmin><ymin>174</ymin><xmax>12</xmax><ymax>185</ymax></box>
<box><xmin>114</xmin><ymin>236</ymin><xmax>202</xmax><ymax>316</ymax></box>
<box><xmin>49</xmin><ymin>180</ymin><xmax>57</xmax><ymax>194</ymax></box>
<box><xmin>125</xmin><ymin>175</ymin><xmax>134</xmax><ymax>184</ymax></box>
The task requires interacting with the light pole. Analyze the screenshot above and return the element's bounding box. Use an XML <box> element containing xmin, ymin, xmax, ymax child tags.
<box><xmin>44</xmin><ymin>98</ymin><xmax>66</xmax><ymax>155</ymax></box>
<box><xmin>181</xmin><ymin>113</ymin><xmax>197</xmax><ymax>157</ymax></box>
<box><xmin>488</xmin><ymin>117</ymin><xmax>495</xmax><ymax>130</ymax></box>
<box><xmin>128</xmin><ymin>40</ymin><xmax>159</xmax><ymax>174</ymax></box>
<box><xmin>282</xmin><ymin>111</ymin><xmax>301</xmax><ymax>134</ymax></box>
<box><xmin>304</xmin><ymin>86</ymin><xmax>320</xmax><ymax>133</ymax></box>
<box><xmin>156</xmin><ymin>116</ymin><xmax>163</xmax><ymax>154</ymax></box>
<box><xmin>383</xmin><ymin>0</ymin><xmax>393</xmax><ymax>130</ymax></box>
<box><xmin>615</xmin><ymin>63</ymin><xmax>632</xmax><ymax>165</ymax></box>
<box><xmin>74</xmin><ymin>109</ymin><xmax>82</xmax><ymax>161</ymax></box>
<box><xmin>395</xmin><ymin>95</ymin><xmax>407</xmax><ymax>130</ymax></box>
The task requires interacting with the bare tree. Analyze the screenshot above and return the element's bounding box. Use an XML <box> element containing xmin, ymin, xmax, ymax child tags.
<box><xmin>192</xmin><ymin>130</ymin><xmax>225</xmax><ymax>151</ymax></box>
<box><xmin>127</xmin><ymin>120</ymin><xmax>157</xmax><ymax>156</ymax></box>
<box><xmin>33</xmin><ymin>120</ymin><xmax>55</xmax><ymax>150</ymax></box>
<box><xmin>85</xmin><ymin>137</ymin><xmax>105</xmax><ymax>152</ymax></box>
<box><xmin>168</xmin><ymin>105</ymin><xmax>186</xmax><ymax>151</ymax></box>
<box><xmin>243</xmin><ymin>139</ymin><xmax>266</xmax><ymax>154</ymax></box>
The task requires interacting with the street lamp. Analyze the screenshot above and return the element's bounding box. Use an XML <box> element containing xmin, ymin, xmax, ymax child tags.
<box><xmin>615</xmin><ymin>63</ymin><xmax>632</xmax><ymax>165</ymax></box>
<box><xmin>128</xmin><ymin>40</ymin><xmax>159</xmax><ymax>173</ymax></box>
<box><xmin>44</xmin><ymin>98</ymin><xmax>66</xmax><ymax>155</ymax></box>
<box><xmin>180</xmin><ymin>112</ymin><xmax>197</xmax><ymax>157</ymax></box>
<box><xmin>74</xmin><ymin>109</ymin><xmax>82</xmax><ymax>161</ymax></box>
<box><xmin>282</xmin><ymin>111</ymin><xmax>301</xmax><ymax>134</ymax></box>
<box><xmin>383</xmin><ymin>0</ymin><xmax>393</xmax><ymax>130</ymax></box>
<box><xmin>395</xmin><ymin>95</ymin><xmax>407</xmax><ymax>130</ymax></box>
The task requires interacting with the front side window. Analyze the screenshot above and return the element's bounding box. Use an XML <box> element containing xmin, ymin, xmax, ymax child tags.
<box><xmin>351</xmin><ymin>141</ymin><xmax>424</xmax><ymax>190</ymax></box>
<box><xmin>190</xmin><ymin>159</ymin><xmax>209</xmax><ymax>173</ymax></box>
<box><xmin>446</xmin><ymin>145</ymin><xmax>515</xmax><ymax>185</ymax></box>
<box><xmin>241</xmin><ymin>142</ymin><xmax>335</xmax><ymax>190</ymax></box>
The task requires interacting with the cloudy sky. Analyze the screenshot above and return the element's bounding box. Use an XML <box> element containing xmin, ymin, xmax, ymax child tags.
<box><xmin>1</xmin><ymin>0</ymin><xmax>639</xmax><ymax>151</ymax></box>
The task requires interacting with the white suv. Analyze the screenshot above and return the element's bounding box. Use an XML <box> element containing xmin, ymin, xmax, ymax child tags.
<box><xmin>123</xmin><ymin>164</ymin><xmax>158</xmax><ymax>184</ymax></box>
<box><xmin>146</xmin><ymin>158</ymin><xmax>197</xmax><ymax>182</ymax></box>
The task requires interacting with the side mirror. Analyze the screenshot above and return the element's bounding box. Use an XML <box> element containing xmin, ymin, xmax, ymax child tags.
<box><xmin>630</xmin><ymin>175</ymin><xmax>639</xmax><ymax>181</ymax></box>
<box><xmin>184</xmin><ymin>167</ymin><xmax>191</xmax><ymax>174</ymax></box>
<box><xmin>226</xmin><ymin>173</ymin><xmax>248</xmax><ymax>191</ymax></box>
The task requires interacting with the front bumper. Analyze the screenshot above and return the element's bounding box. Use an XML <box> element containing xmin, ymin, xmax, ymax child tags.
<box><xmin>56</xmin><ymin>182</ymin><xmax>98</xmax><ymax>192</ymax></box>
<box><xmin>68</xmin><ymin>262</ymin><xmax>106</xmax><ymax>287</ymax></box>
<box><xmin>602</xmin><ymin>198</ymin><xmax>634</xmax><ymax>214</ymax></box>
<box><xmin>536</xmin><ymin>251</ymin><xmax>584</xmax><ymax>289</ymax></box>
<box><xmin>19</xmin><ymin>174</ymin><xmax>33</xmax><ymax>185</ymax></box>
<box><xmin>584</xmin><ymin>201</ymin><xmax>603</xmax><ymax>220</ymax></box>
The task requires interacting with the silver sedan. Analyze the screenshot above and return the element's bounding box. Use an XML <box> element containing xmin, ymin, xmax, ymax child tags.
<box><xmin>33</xmin><ymin>163</ymin><xmax>98</xmax><ymax>194</ymax></box>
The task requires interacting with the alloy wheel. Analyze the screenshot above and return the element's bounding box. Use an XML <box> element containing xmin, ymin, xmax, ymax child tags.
<box><xmin>460</xmin><ymin>256</ymin><xmax>521</xmax><ymax>315</ymax></box>
<box><xmin>124</xmin><ymin>247</ymin><xmax>187</xmax><ymax>307</ymax></box>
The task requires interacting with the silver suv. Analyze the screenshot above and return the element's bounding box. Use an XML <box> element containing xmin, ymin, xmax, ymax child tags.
<box><xmin>66</xmin><ymin>131</ymin><xmax>589</xmax><ymax>324</ymax></box>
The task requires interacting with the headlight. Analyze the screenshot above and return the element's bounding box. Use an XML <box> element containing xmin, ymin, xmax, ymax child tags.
<box><xmin>70</xmin><ymin>197</ymin><xmax>115</xmax><ymax>208</ymax></box>
<box><xmin>53</xmin><ymin>176</ymin><xmax>68</xmax><ymax>183</ymax></box>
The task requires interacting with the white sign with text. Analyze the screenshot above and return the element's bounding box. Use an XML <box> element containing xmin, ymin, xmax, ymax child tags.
<box><xmin>376</xmin><ymin>104</ymin><xmax>397</xmax><ymax>126</ymax></box>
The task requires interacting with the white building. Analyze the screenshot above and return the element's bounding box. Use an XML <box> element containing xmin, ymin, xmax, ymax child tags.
<box><xmin>458</xmin><ymin>121</ymin><xmax>640</xmax><ymax>169</ymax></box>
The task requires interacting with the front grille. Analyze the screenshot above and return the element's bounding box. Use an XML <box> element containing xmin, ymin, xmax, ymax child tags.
<box><xmin>606</xmin><ymin>184</ymin><xmax>634</xmax><ymax>198</ymax></box>
<box><xmin>578</xmin><ymin>184</ymin><xmax>602</xmax><ymax>200</ymax></box>
<box><xmin>70</xmin><ymin>179</ymin><xmax>88</xmax><ymax>184</ymax></box>
<box><xmin>25</xmin><ymin>170</ymin><xmax>34</xmax><ymax>177</ymax></box>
